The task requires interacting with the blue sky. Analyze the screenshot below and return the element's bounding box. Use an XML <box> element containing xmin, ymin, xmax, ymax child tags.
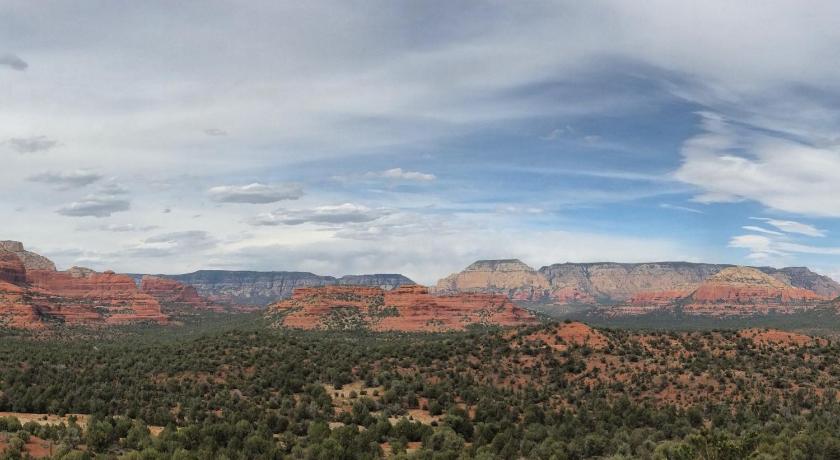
<box><xmin>3</xmin><ymin>1</ymin><xmax>840</xmax><ymax>284</ymax></box>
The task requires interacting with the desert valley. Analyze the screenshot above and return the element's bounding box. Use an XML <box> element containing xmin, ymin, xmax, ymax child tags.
<box><xmin>4</xmin><ymin>241</ymin><xmax>840</xmax><ymax>458</ymax></box>
<box><xmin>7</xmin><ymin>1</ymin><xmax>840</xmax><ymax>458</ymax></box>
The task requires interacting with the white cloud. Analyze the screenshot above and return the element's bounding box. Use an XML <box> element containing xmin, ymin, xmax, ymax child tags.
<box><xmin>750</xmin><ymin>218</ymin><xmax>825</xmax><ymax>237</ymax></box>
<box><xmin>334</xmin><ymin>168</ymin><xmax>437</xmax><ymax>183</ymax></box>
<box><xmin>730</xmin><ymin>232</ymin><xmax>840</xmax><ymax>261</ymax></box>
<box><xmin>741</xmin><ymin>226</ymin><xmax>783</xmax><ymax>237</ymax></box>
<box><xmin>676</xmin><ymin>113</ymin><xmax>840</xmax><ymax>217</ymax></box>
<box><xmin>249</xmin><ymin>203</ymin><xmax>390</xmax><ymax>226</ymax></box>
<box><xmin>660</xmin><ymin>203</ymin><xmax>704</xmax><ymax>214</ymax></box>
<box><xmin>378</xmin><ymin>168</ymin><xmax>436</xmax><ymax>181</ymax></box>
<box><xmin>729</xmin><ymin>234</ymin><xmax>783</xmax><ymax>260</ymax></box>
<box><xmin>208</xmin><ymin>183</ymin><xmax>304</xmax><ymax>204</ymax></box>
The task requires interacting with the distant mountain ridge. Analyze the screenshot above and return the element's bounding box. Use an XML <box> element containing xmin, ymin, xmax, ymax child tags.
<box><xmin>436</xmin><ymin>260</ymin><xmax>840</xmax><ymax>309</ymax></box>
<box><xmin>132</xmin><ymin>271</ymin><xmax>416</xmax><ymax>306</ymax></box>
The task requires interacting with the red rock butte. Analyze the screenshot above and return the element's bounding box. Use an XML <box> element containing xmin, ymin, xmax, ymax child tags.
<box><xmin>0</xmin><ymin>242</ymin><xmax>169</xmax><ymax>329</ymax></box>
<box><xmin>267</xmin><ymin>284</ymin><xmax>538</xmax><ymax>332</ymax></box>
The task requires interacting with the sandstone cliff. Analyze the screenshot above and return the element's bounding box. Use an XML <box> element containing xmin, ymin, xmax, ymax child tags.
<box><xmin>0</xmin><ymin>240</ymin><xmax>56</xmax><ymax>271</ymax></box>
<box><xmin>267</xmin><ymin>284</ymin><xmax>537</xmax><ymax>332</ymax></box>
<box><xmin>437</xmin><ymin>260</ymin><xmax>840</xmax><ymax>307</ymax></box>
<box><xmin>140</xmin><ymin>275</ymin><xmax>225</xmax><ymax>313</ymax></box>
<box><xmin>435</xmin><ymin>259</ymin><xmax>551</xmax><ymax>302</ymax></box>
<box><xmin>0</xmin><ymin>242</ymin><xmax>168</xmax><ymax>329</ymax></box>
<box><xmin>758</xmin><ymin>266</ymin><xmax>840</xmax><ymax>298</ymax></box>
<box><xmin>678</xmin><ymin>267</ymin><xmax>824</xmax><ymax>315</ymax></box>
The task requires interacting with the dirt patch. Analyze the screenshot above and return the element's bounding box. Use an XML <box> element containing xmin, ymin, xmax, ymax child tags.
<box><xmin>739</xmin><ymin>328</ymin><xmax>826</xmax><ymax>347</ymax></box>
<box><xmin>323</xmin><ymin>381</ymin><xmax>385</xmax><ymax>414</ymax></box>
<box><xmin>0</xmin><ymin>412</ymin><xmax>89</xmax><ymax>429</ymax></box>
<box><xmin>0</xmin><ymin>434</ymin><xmax>54</xmax><ymax>459</ymax></box>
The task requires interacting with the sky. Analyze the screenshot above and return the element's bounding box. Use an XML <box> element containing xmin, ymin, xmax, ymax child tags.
<box><xmin>4</xmin><ymin>1</ymin><xmax>840</xmax><ymax>284</ymax></box>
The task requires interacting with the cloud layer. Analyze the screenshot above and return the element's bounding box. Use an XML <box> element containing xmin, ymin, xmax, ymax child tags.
<box><xmin>208</xmin><ymin>183</ymin><xmax>304</xmax><ymax>204</ymax></box>
<box><xmin>4</xmin><ymin>1</ymin><xmax>840</xmax><ymax>280</ymax></box>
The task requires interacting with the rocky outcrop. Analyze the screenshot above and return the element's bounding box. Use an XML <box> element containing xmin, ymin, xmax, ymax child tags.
<box><xmin>0</xmin><ymin>244</ymin><xmax>168</xmax><ymax>329</ymax></box>
<box><xmin>25</xmin><ymin>269</ymin><xmax>167</xmax><ymax>325</ymax></box>
<box><xmin>435</xmin><ymin>259</ymin><xmax>551</xmax><ymax>302</ymax></box>
<box><xmin>758</xmin><ymin>266</ymin><xmax>840</xmax><ymax>298</ymax></box>
<box><xmin>0</xmin><ymin>241</ymin><xmax>56</xmax><ymax>271</ymax></box>
<box><xmin>604</xmin><ymin>266</ymin><xmax>827</xmax><ymax>317</ymax></box>
<box><xmin>143</xmin><ymin>270</ymin><xmax>416</xmax><ymax>306</ymax></box>
<box><xmin>677</xmin><ymin>267</ymin><xmax>824</xmax><ymax>315</ymax></box>
<box><xmin>0</xmin><ymin>250</ymin><xmax>40</xmax><ymax>328</ymax></box>
<box><xmin>0</xmin><ymin>250</ymin><xmax>27</xmax><ymax>285</ymax></box>
<box><xmin>140</xmin><ymin>276</ymin><xmax>224</xmax><ymax>313</ymax></box>
<box><xmin>267</xmin><ymin>284</ymin><xmax>537</xmax><ymax>332</ymax></box>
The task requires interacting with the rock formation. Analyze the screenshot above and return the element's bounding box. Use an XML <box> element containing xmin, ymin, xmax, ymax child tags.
<box><xmin>140</xmin><ymin>275</ymin><xmax>224</xmax><ymax>313</ymax></box>
<box><xmin>0</xmin><ymin>240</ymin><xmax>56</xmax><ymax>271</ymax></box>
<box><xmin>267</xmin><ymin>284</ymin><xmax>538</xmax><ymax>332</ymax></box>
<box><xmin>0</xmin><ymin>241</ymin><xmax>167</xmax><ymax>329</ymax></box>
<box><xmin>25</xmin><ymin>268</ymin><xmax>167</xmax><ymax>325</ymax></box>
<box><xmin>0</xmin><ymin>250</ymin><xmax>40</xmax><ymax>328</ymax></box>
<box><xmin>437</xmin><ymin>260</ymin><xmax>840</xmax><ymax>309</ymax></box>
<box><xmin>141</xmin><ymin>270</ymin><xmax>416</xmax><ymax>306</ymax></box>
<box><xmin>758</xmin><ymin>266</ymin><xmax>840</xmax><ymax>298</ymax></box>
<box><xmin>435</xmin><ymin>259</ymin><xmax>552</xmax><ymax>302</ymax></box>
<box><xmin>678</xmin><ymin>267</ymin><xmax>824</xmax><ymax>315</ymax></box>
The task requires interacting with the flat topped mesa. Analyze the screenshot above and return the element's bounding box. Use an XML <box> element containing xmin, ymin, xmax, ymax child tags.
<box><xmin>463</xmin><ymin>259</ymin><xmax>537</xmax><ymax>272</ymax></box>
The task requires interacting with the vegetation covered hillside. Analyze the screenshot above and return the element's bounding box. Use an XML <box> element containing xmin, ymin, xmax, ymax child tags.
<box><xmin>3</xmin><ymin>316</ymin><xmax>840</xmax><ymax>458</ymax></box>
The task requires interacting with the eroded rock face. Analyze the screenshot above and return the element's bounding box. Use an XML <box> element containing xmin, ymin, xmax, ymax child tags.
<box><xmin>607</xmin><ymin>267</ymin><xmax>827</xmax><ymax>316</ymax></box>
<box><xmin>759</xmin><ymin>266</ymin><xmax>840</xmax><ymax>298</ymax></box>
<box><xmin>140</xmin><ymin>275</ymin><xmax>223</xmax><ymax>312</ymax></box>
<box><xmin>267</xmin><ymin>284</ymin><xmax>538</xmax><ymax>332</ymax></box>
<box><xmin>437</xmin><ymin>260</ymin><xmax>840</xmax><ymax>310</ymax></box>
<box><xmin>0</xmin><ymin>251</ymin><xmax>40</xmax><ymax>328</ymax></box>
<box><xmin>0</xmin><ymin>250</ymin><xmax>27</xmax><ymax>285</ymax></box>
<box><xmin>26</xmin><ymin>269</ymin><xmax>168</xmax><ymax>325</ymax></box>
<box><xmin>540</xmin><ymin>262</ymin><xmax>724</xmax><ymax>304</ymax></box>
<box><xmin>435</xmin><ymin>259</ymin><xmax>551</xmax><ymax>302</ymax></box>
<box><xmin>0</xmin><ymin>240</ymin><xmax>56</xmax><ymax>271</ymax></box>
<box><xmin>678</xmin><ymin>267</ymin><xmax>825</xmax><ymax>315</ymax></box>
<box><xmin>0</xmin><ymin>245</ymin><xmax>168</xmax><ymax>329</ymax></box>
